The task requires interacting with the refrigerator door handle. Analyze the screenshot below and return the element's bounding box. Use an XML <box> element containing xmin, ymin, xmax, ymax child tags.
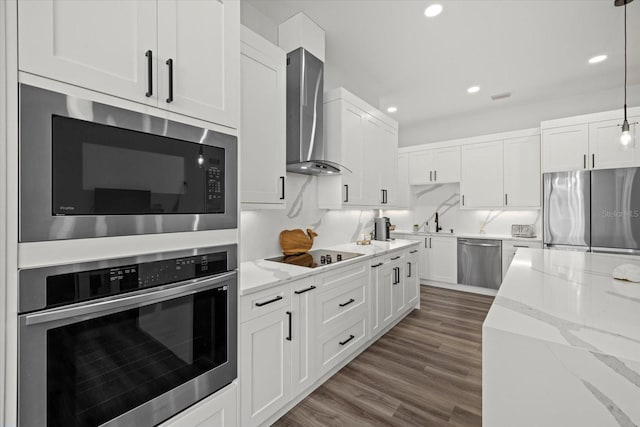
<box><xmin>592</xmin><ymin>247</ymin><xmax>640</xmax><ymax>256</ymax></box>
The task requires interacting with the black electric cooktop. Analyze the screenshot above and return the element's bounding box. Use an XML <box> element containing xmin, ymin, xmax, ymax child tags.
<box><xmin>265</xmin><ymin>249</ymin><xmax>364</xmax><ymax>268</ymax></box>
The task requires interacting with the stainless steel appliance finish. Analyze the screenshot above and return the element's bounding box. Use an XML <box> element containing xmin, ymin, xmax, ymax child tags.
<box><xmin>19</xmin><ymin>84</ymin><xmax>238</xmax><ymax>242</ymax></box>
<box><xmin>457</xmin><ymin>238</ymin><xmax>502</xmax><ymax>289</ymax></box>
<box><xmin>285</xmin><ymin>48</ymin><xmax>348</xmax><ymax>175</ymax></box>
<box><xmin>543</xmin><ymin>171</ymin><xmax>591</xmax><ymax>250</ymax></box>
<box><xmin>591</xmin><ymin>167</ymin><xmax>640</xmax><ymax>255</ymax></box>
<box><xmin>18</xmin><ymin>246</ymin><xmax>237</xmax><ymax>427</ymax></box>
<box><xmin>373</xmin><ymin>217</ymin><xmax>391</xmax><ymax>241</ymax></box>
<box><xmin>265</xmin><ymin>249</ymin><xmax>363</xmax><ymax>268</ymax></box>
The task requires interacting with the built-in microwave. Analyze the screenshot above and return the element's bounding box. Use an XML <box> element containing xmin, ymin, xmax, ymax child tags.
<box><xmin>19</xmin><ymin>84</ymin><xmax>237</xmax><ymax>242</ymax></box>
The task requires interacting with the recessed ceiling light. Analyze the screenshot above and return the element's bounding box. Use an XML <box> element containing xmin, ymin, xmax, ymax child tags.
<box><xmin>387</xmin><ymin>106</ymin><xmax>398</xmax><ymax>113</ymax></box>
<box><xmin>424</xmin><ymin>4</ymin><xmax>443</xmax><ymax>18</ymax></box>
<box><xmin>467</xmin><ymin>86</ymin><xmax>480</xmax><ymax>94</ymax></box>
<box><xmin>588</xmin><ymin>54</ymin><xmax>607</xmax><ymax>64</ymax></box>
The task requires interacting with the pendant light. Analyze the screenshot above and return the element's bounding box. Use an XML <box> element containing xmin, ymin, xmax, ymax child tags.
<box><xmin>616</xmin><ymin>0</ymin><xmax>634</xmax><ymax>147</ymax></box>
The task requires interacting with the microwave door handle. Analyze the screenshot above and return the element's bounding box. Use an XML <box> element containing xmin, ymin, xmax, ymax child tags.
<box><xmin>24</xmin><ymin>270</ymin><xmax>237</xmax><ymax>327</ymax></box>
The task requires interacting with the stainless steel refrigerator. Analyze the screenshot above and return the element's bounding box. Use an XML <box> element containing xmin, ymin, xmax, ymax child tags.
<box><xmin>544</xmin><ymin>167</ymin><xmax>640</xmax><ymax>255</ymax></box>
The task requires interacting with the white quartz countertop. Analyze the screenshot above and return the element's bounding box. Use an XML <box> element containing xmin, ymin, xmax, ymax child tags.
<box><xmin>391</xmin><ymin>229</ymin><xmax>542</xmax><ymax>242</ymax></box>
<box><xmin>484</xmin><ymin>248</ymin><xmax>640</xmax><ymax>363</ymax></box>
<box><xmin>239</xmin><ymin>239</ymin><xmax>420</xmax><ymax>296</ymax></box>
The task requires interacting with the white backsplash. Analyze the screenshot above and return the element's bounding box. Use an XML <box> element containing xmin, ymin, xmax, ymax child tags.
<box><xmin>384</xmin><ymin>183</ymin><xmax>542</xmax><ymax>237</ymax></box>
<box><xmin>240</xmin><ymin>174</ymin><xmax>377</xmax><ymax>262</ymax></box>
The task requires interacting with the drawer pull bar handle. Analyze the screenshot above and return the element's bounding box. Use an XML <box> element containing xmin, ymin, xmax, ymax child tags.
<box><xmin>339</xmin><ymin>334</ymin><xmax>355</xmax><ymax>346</ymax></box>
<box><xmin>407</xmin><ymin>262</ymin><xmax>412</xmax><ymax>278</ymax></box>
<box><xmin>255</xmin><ymin>295</ymin><xmax>283</xmax><ymax>307</ymax></box>
<box><xmin>145</xmin><ymin>50</ymin><xmax>153</xmax><ymax>97</ymax></box>
<box><xmin>166</xmin><ymin>58</ymin><xmax>174</xmax><ymax>103</ymax></box>
<box><xmin>371</xmin><ymin>263</ymin><xmax>383</xmax><ymax>268</ymax></box>
<box><xmin>294</xmin><ymin>285</ymin><xmax>316</xmax><ymax>295</ymax></box>
<box><xmin>513</xmin><ymin>245</ymin><xmax>529</xmax><ymax>248</ymax></box>
<box><xmin>286</xmin><ymin>311</ymin><xmax>292</xmax><ymax>341</ymax></box>
<box><xmin>410</xmin><ymin>250</ymin><xmax>418</xmax><ymax>254</ymax></box>
<box><xmin>339</xmin><ymin>298</ymin><xmax>355</xmax><ymax>307</ymax></box>
<box><xmin>391</xmin><ymin>256</ymin><xmax>401</xmax><ymax>260</ymax></box>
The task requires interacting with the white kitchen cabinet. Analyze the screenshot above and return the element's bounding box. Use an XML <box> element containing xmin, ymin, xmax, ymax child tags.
<box><xmin>408</xmin><ymin>146</ymin><xmax>460</xmax><ymax>185</ymax></box>
<box><xmin>426</xmin><ymin>235</ymin><xmax>458</xmax><ymax>284</ymax></box>
<box><xmin>290</xmin><ymin>280</ymin><xmax>318</xmax><ymax>397</ymax></box>
<box><xmin>240</xmin><ymin>27</ymin><xmax>286</xmax><ymax>207</ymax></box>
<box><xmin>19</xmin><ymin>0</ymin><xmax>157</xmax><ymax>105</ymax></box>
<box><xmin>541</xmin><ymin>124</ymin><xmax>589</xmax><ymax>173</ymax></box>
<box><xmin>158</xmin><ymin>0</ymin><xmax>239</xmax><ymax>126</ymax></box>
<box><xmin>240</xmin><ymin>307</ymin><xmax>291</xmax><ymax>427</ymax></box>
<box><xmin>461</xmin><ymin>141</ymin><xmax>504</xmax><ymax>208</ymax></box>
<box><xmin>370</xmin><ymin>260</ymin><xmax>393</xmax><ymax>337</ymax></box>
<box><xmin>501</xmin><ymin>240</ymin><xmax>543</xmax><ymax>280</ymax></box>
<box><xmin>19</xmin><ymin>0</ymin><xmax>239</xmax><ymax>127</ymax></box>
<box><xmin>160</xmin><ymin>382</ymin><xmax>237</xmax><ymax>427</ymax></box>
<box><xmin>405</xmin><ymin>249</ymin><xmax>420</xmax><ymax>307</ymax></box>
<box><xmin>319</xmin><ymin>88</ymin><xmax>399</xmax><ymax>209</ymax></box>
<box><xmin>396</xmin><ymin>153</ymin><xmax>411</xmax><ymax>208</ymax></box>
<box><xmin>503</xmin><ymin>135</ymin><xmax>541</xmax><ymax>208</ymax></box>
<box><xmin>391</xmin><ymin>254</ymin><xmax>406</xmax><ymax>317</ymax></box>
<box><xmin>589</xmin><ymin>117</ymin><xmax>640</xmax><ymax>170</ymax></box>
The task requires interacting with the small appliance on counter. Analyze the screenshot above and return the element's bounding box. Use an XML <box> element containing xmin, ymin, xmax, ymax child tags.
<box><xmin>373</xmin><ymin>217</ymin><xmax>391</xmax><ymax>241</ymax></box>
<box><xmin>511</xmin><ymin>224</ymin><xmax>537</xmax><ymax>238</ymax></box>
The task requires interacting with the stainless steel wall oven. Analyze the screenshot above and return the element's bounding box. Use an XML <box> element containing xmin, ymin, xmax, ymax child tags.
<box><xmin>18</xmin><ymin>245</ymin><xmax>237</xmax><ymax>426</ymax></box>
<box><xmin>19</xmin><ymin>84</ymin><xmax>238</xmax><ymax>242</ymax></box>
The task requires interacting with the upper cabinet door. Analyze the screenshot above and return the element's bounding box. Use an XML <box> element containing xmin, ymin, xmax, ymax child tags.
<box><xmin>340</xmin><ymin>103</ymin><xmax>367</xmax><ymax>206</ymax></box>
<box><xmin>362</xmin><ymin>115</ymin><xmax>385</xmax><ymax>205</ymax></box>
<box><xmin>240</xmin><ymin>27</ymin><xmax>286</xmax><ymax>207</ymax></box>
<box><xmin>18</xmin><ymin>0</ymin><xmax>158</xmax><ymax>104</ymax></box>
<box><xmin>433</xmin><ymin>146</ymin><xmax>461</xmax><ymax>183</ymax></box>
<box><xmin>158</xmin><ymin>0</ymin><xmax>239</xmax><ymax>127</ymax></box>
<box><xmin>379</xmin><ymin>125</ymin><xmax>398</xmax><ymax>206</ymax></box>
<box><xmin>541</xmin><ymin>124</ymin><xmax>589</xmax><ymax>173</ymax></box>
<box><xmin>589</xmin><ymin>117</ymin><xmax>640</xmax><ymax>170</ymax></box>
<box><xmin>408</xmin><ymin>150</ymin><xmax>434</xmax><ymax>185</ymax></box>
<box><xmin>503</xmin><ymin>135</ymin><xmax>541</xmax><ymax>208</ymax></box>
<box><xmin>460</xmin><ymin>141</ymin><xmax>504</xmax><ymax>208</ymax></box>
<box><xmin>396</xmin><ymin>153</ymin><xmax>411</xmax><ymax>209</ymax></box>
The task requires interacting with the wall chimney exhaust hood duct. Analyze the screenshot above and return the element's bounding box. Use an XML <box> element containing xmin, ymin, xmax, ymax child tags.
<box><xmin>286</xmin><ymin>48</ymin><xmax>349</xmax><ymax>175</ymax></box>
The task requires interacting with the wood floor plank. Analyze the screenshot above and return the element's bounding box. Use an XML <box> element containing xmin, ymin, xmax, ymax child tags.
<box><xmin>273</xmin><ymin>285</ymin><xmax>494</xmax><ymax>427</ymax></box>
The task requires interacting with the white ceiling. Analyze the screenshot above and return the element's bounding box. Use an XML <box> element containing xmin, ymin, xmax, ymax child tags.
<box><xmin>245</xmin><ymin>0</ymin><xmax>640</xmax><ymax>133</ymax></box>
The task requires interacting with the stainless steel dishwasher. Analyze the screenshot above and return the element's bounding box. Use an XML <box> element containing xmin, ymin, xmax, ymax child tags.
<box><xmin>457</xmin><ymin>238</ymin><xmax>502</xmax><ymax>289</ymax></box>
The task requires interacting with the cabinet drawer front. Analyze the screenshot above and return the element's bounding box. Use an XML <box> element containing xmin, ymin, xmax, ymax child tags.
<box><xmin>316</xmin><ymin>261</ymin><xmax>367</xmax><ymax>293</ymax></box>
<box><xmin>240</xmin><ymin>285</ymin><xmax>290</xmax><ymax>323</ymax></box>
<box><xmin>503</xmin><ymin>241</ymin><xmax>543</xmax><ymax>251</ymax></box>
<box><xmin>317</xmin><ymin>317</ymin><xmax>367</xmax><ymax>377</ymax></box>
<box><xmin>316</xmin><ymin>277</ymin><xmax>366</xmax><ymax>333</ymax></box>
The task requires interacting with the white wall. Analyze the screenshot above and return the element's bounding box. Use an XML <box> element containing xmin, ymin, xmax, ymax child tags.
<box><xmin>399</xmin><ymin>84</ymin><xmax>640</xmax><ymax>147</ymax></box>
<box><xmin>240</xmin><ymin>2</ymin><xmax>278</xmax><ymax>44</ymax></box>
<box><xmin>240</xmin><ymin>174</ymin><xmax>377</xmax><ymax>262</ymax></box>
<box><xmin>384</xmin><ymin>183</ymin><xmax>541</xmax><ymax>238</ymax></box>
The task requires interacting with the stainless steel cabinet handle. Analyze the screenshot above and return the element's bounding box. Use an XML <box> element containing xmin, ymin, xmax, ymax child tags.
<box><xmin>339</xmin><ymin>298</ymin><xmax>355</xmax><ymax>307</ymax></box>
<box><xmin>25</xmin><ymin>271</ymin><xmax>237</xmax><ymax>326</ymax></box>
<box><xmin>513</xmin><ymin>245</ymin><xmax>529</xmax><ymax>248</ymax></box>
<box><xmin>459</xmin><ymin>241</ymin><xmax>501</xmax><ymax>248</ymax></box>
<box><xmin>294</xmin><ymin>285</ymin><xmax>316</xmax><ymax>295</ymax></box>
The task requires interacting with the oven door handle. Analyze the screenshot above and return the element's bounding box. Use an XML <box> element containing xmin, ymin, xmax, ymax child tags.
<box><xmin>24</xmin><ymin>270</ymin><xmax>237</xmax><ymax>326</ymax></box>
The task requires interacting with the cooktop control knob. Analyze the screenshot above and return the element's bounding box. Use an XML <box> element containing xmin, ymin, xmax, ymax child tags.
<box><xmin>326</xmin><ymin>254</ymin><xmax>332</xmax><ymax>264</ymax></box>
<box><xmin>337</xmin><ymin>254</ymin><xmax>342</xmax><ymax>261</ymax></box>
<box><xmin>320</xmin><ymin>255</ymin><xmax>326</xmax><ymax>264</ymax></box>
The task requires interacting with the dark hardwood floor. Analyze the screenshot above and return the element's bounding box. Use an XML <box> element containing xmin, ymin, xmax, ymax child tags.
<box><xmin>273</xmin><ymin>285</ymin><xmax>495</xmax><ymax>427</ymax></box>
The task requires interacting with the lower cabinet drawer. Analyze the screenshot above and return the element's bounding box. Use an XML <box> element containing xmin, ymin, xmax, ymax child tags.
<box><xmin>317</xmin><ymin>316</ymin><xmax>366</xmax><ymax>377</ymax></box>
<box><xmin>315</xmin><ymin>276</ymin><xmax>366</xmax><ymax>334</ymax></box>
<box><xmin>240</xmin><ymin>284</ymin><xmax>290</xmax><ymax>324</ymax></box>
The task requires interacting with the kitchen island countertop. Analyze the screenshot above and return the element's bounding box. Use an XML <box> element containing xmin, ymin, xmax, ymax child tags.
<box><xmin>483</xmin><ymin>248</ymin><xmax>640</xmax><ymax>426</ymax></box>
<box><xmin>239</xmin><ymin>239</ymin><xmax>420</xmax><ymax>296</ymax></box>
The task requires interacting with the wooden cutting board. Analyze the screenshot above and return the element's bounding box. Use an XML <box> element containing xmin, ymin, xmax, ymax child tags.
<box><xmin>280</xmin><ymin>228</ymin><xmax>318</xmax><ymax>255</ymax></box>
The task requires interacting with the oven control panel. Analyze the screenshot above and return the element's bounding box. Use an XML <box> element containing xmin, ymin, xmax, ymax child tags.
<box><xmin>46</xmin><ymin>251</ymin><xmax>229</xmax><ymax>309</ymax></box>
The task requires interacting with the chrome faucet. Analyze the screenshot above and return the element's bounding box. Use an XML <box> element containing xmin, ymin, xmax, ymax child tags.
<box><xmin>435</xmin><ymin>212</ymin><xmax>443</xmax><ymax>232</ymax></box>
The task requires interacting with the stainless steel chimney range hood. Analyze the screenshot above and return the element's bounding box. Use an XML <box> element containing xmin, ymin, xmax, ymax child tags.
<box><xmin>286</xmin><ymin>47</ymin><xmax>349</xmax><ymax>175</ymax></box>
